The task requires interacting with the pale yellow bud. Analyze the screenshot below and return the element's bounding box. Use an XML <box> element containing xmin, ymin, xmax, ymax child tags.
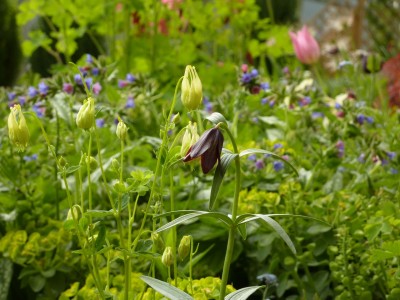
<box><xmin>181</xmin><ymin>65</ymin><xmax>202</xmax><ymax>111</ymax></box>
<box><xmin>178</xmin><ymin>235</ymin><xmax>191</xmax><ymax>261</ymax></box>
<box><xmin>76</xmin><ymin>97</ymin><xmax>95</xmax><ymax>130</ymax></box>
<box><xmin>161</xmin><ymin>246</ymin><xmax>174</xmax><ymax>267</ymax></box>
<box><xmin>180</xmin><ymin>122</ymin><xmax>199</xmax><ymax>157</ymax></box>
<box><xmin>116</xmin><ymin>118</ymin><xmax>128</xmax><ymax>140</ymax></box>
<box><xmin>8</xmin><ymin>104</ymin><xmax>29</xmax><ymax>151</ymax></box>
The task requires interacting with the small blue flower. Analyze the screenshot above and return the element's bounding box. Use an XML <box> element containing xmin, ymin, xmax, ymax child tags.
<box><xmin>261</xmin><ymin>97</ymin><xmax>268</xmax><ymax>105</ymax></box>
<box><xmin>250</xmin><ymin>69</ymin><xmax>258</xmax><ymax>77</ymax></box>
<box><xmin>264</xmin><ymin>153</ymin><xmax>271</xmax><ymax>159</ymax></box>
<box><xmin>311</xmin><ymin>112</ymin><xmax>324</xmax><ymax>119</ymax></box>
<box><xmin>28</xmin><ymin>86</ymin><xmax>38</xmax><ymax>98</ymax></box>
<box><xmin>38</xmin><ymin>82</ymin><xmax>49</xmax><ymax>95</ymax></box>
<box><xmin>356</xmin><ymin>114</ymin><xmax>365</xmax><ymax>125</ymax></box>
<box><xmin>241</xmin><ymin>73</ymin><xmax>252</xmax><ymax>84</ymax></box>
<box><xmin>85</xmin><ymin>77</ymin><xmax>93</xmax><ymax>90</ymax></box>
<box><xmin>33</xmin><ymin>103</ymin><xmax>45</xmax><ymax>118</ymax></box>
<box><xmin>74</xmin><ymin>74</ymin><xmax>83</xmax><ymax>85</ymax></box>
<box><xmin>252</xmin><ymin>117</ymin><xmax>259</xmax><ymax>123</ymax></box>
<box><xmin>260</xmin><ymin>82</ymin><xmax>270</xmax><ymax>91</ymax></box>
<box><xmin>126</xmin><ymin>73</ymin><xmax>136</xmax><ymax>83</ymax></box>
<box><xmin>255</xmin><ymin>159</ymin><xmax>265</xmax><ymax>170</ymax></box>
<box><xmin>86</xmin><ymin>54</ymin><xmax>93</xmax><ymax>64</ymax></box>
<box><xmin>248</xmin><ymin>154</ymin><xmax>257</xmax><ymax>161</ymax></box>
<box><xmin>387</xmin><ymin>151</ymin><xmax>396</xmax><ymax>160</ymax></box>
<box><xmin>366</xmin><ymin>116</ymin><xmax>374</xmax><ymax>124</ymax></box>
<box><xmin>23</xmin><ymin>154</ymin><xmax>38</xmax><ymax>161</ymax></box>
<box><xmin>273</xmin><ymin>143</ymin><xmax>283</xmax><ymax>150</ymax></box>
<box><xmin>390</xmin><ymin>168</ymin><xmax>398</xmax><ymax>174</ymax></box>
<box><xmin>273</xmin><ymin>161</ymin><xmax>284</xmax><ymax>172</ymax></box>
<box><xmin>7</xmin><ymin>92</ymin><xmax>16</xmax><ymax>101</ymax></box>
<box><xmin>19</xmin><ymin>96</ymin><xmax>26</xmax><ymax>105</ymax></box>
<box><xmin>92</xmin><ymin>67</ymin><xmax>100</xmax><ymax>76</ymax></box>
<box><xmin>269</xmin><ymin>100</ymin><xmax>275</xmax><ymax>108</ymax></box>
<box><xmin>338</xmin><ymin>166</ymin><xmax>346</xmax><ymax>172</ymax></box>
<box><xmin>125</xmin><ymin>96</ymin><xmax>135</xmax><ymax>108</ymax></box>
<box><xmin>78</xmin><ymin>67</ymin><xmax>88</xmax><ymax>77</ymax></box>
<box><xmin>381</xmin><ymin>159</ymin><xmax>388</xmax><ymax>166</ymax></box>
<box><xmin>204</xmin><ymin>101</ymin><xmax>213</xmax><ymax>113</ymax></box>
<box><xmin>96</xmin><ymin>118</ymin><xmax>105</xmax><ymax>128</ymax></box>
<box><xmin>299</xmin><ymin>96</ymin><xmax>311</xmax><ymax>107</ymax></box>
<box><xmin>118</xmin><ymin>80</ymin><xmax>128</xmax><ymax>88</ymax></box>
<box><xmin>334</xmin><ymin>103</ymin><xmax>342</xmax><ymax>109</ymax></box>
<box><xmin>358</xmin><ymin>153</ymin><xmax>365</xmax><ymax>163</ymax></box>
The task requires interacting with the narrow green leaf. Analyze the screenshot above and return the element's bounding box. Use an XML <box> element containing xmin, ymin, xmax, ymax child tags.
<box><xmin>225</xmin><ymin>286</ymin><xmax>264</xmax><ymax>300</ymax></box>
<box><xmin>238</xmin><ymin>214</ymin><xmax>296</xmax><ymax>255</ymax></box>
<box><xmin>210</xmin><ymin>153</ymin><xmax>238</xmax><ymax>209</ymax></box>
<box><xmin>85</xmin><ymin>210</ymin><xmax>114</xmax><ymax>218</ymax></box>
<box><xmin>155</xmin><ymin>211</ymin><xmax>233</xmax><ymax>233</ymax></box>
<box><xmin>65</xmin><ymin>165</ymin><xmax>81</xmax><ymax>174</ymax></box>
<box><xmin>140</xmin><ymin>275</ymin><xmax>193</xmax><ymax>300</ymax></box>
<box><xmin>239</xmin><ymin>149</ymin><xmax>298</xmax><ymax>176</ymax></box>
<box><xmin>237</xmin><ymin>223</ymin><xmax>247</xmax><ymax>240</ymax></box>
<box><xmin>206</xmin><ymin>112</ymin><xmax>228</xmax><ymax>125</ymax></box>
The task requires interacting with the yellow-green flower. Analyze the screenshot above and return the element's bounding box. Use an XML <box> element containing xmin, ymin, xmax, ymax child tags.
<box><xmin>76</xmin><ymin>97</ymin><xmax>95</xmax><ymax>130</ymax></box>
<box><xmin>181</xmin><ymin>121</ymin><xmax>199</xmax><ymax>158</ymax></box>
<box><xmin>116</xmin><ymin>117</ymin><xmax>128</xmax><ymax>140</ymax></box>
<box><xmin>181</xmin><ymin>65</ymin><xmax>202</xmax><ymax>111</ymax></box>
<box><xmin>8</xmin><ymin>104</ymin><xmax>29</xmax><ymax>151</ymax></box>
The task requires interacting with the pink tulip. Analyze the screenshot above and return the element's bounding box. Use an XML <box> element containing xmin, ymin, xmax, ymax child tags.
<box><xmin>289</xmin><ymin>26</ymin><xmax>320</xmax><ymax>65</ymax></box>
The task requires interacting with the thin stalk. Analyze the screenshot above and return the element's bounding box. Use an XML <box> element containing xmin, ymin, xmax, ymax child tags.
<box><xmin>219</xmin><ymin>125</ymin><xmax>241</xmax><ymax>300</ymax></box>
<box><xmin>170</xmin><ymin>171</ymin><xmax>178</xmax><ymax>286</ymax></box>
<box><xmin>54</xmin><ymin>113</ymin><xmax>60</xmax><ymax>220</ymax></box>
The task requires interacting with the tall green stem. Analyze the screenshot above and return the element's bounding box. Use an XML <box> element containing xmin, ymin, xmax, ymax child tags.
<box><xmin>219</xmin><ymin>125</ymin><xmax>241</xmax><ymax>300</ymax></box>
<box><xmin>170</xmin><ymin>171</ymin><xmax>178</xmax><ymax>285</ymax></box>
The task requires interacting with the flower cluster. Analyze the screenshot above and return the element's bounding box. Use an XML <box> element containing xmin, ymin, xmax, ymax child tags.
<box><xmin>239</xmin><ymin>64</ymin><xmax>269</xmax><ymax>95</ymax></box>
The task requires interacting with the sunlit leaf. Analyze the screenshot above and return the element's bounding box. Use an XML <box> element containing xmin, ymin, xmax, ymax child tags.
<box><xmin>140</xmin><ymin>275</ymin><xmax>193</xmax><ymax>300</ymax></box>
<box><xmin>225</xmin><ymin>286</ymin><xmax>264</xmax><ymax>300</ymax></box>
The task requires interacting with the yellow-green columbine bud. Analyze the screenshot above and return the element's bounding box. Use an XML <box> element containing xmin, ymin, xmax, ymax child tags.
<box><xmin>67</xmin><ymin>206</ymin><xmax>80</xmax><ymax>220</ymax></box>
<box><xmin>161</xmin><ymin>246</ymin><xmax>174</xmax><ymax>267</ymax></box>
<box><xmin>76</xmin><ymin>97</ymin><xmax>95</xmax><ymax>130</ymax></box>
<box><xmin>8</xmin><ymin>104</ymin><xmax>29</xmax><ymax>151</ymax></box>
<box><xmin>116</xmin><ymin>117</ymin><xmax>128</xmax><ymax>140</ymax></box>
<box><xmin>151</xmin><ymin>232</ymin><xmax>165</xmax><ymax>252</ymax></box>
<box><xmin>178</xmin><ymin>235</ymin><xmax>191</xmax><ymax>261</ymax></box>
<box><xmin>181</xmin><ymin>65</ymin><xmax>202</xmax><ymax>111</ymax></box>
<box><xmin>86</xmin><ymin>156</ymin><xmax>98</xmax><ymax>171</ymax></box>
<box><xmin>180</xmin><ymin>121</ymin><xmax>199</xmax><ymax>157</ymax></box>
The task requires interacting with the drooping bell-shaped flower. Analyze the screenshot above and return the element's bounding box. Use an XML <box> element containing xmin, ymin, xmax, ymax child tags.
<box><xmin>76</xmin><ymin>97</ymin><xmax>95</xmax><ymax>130</ymax></box>
<box><xmin>289</xmin><ymin>26</ymin><xmax>320</xmax><ymax>65</ymax></box>
<box><xmin>183</xmin><ymin>127</ymin><xmax>224</xmax><ymax>174</ymax></box>
<box><xmin>8</xmin><ymin>104</ymin><xmax>29</xmax><ymax>151</ymax></box>
<box><xmin>181</xmin><ymin>65</ymin><xmax>203</xmax><ymax>111</ymax></box>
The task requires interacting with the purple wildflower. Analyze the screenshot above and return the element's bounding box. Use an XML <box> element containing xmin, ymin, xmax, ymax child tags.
<box><xmin>356</xmin><ymin>114</ymin><xmax>365</xmax><ymax>125</ymax></box>
<box><xmin>273</xmin><ymin>161</ymin><xmax>284</xmax><ymax>171</ymax></box>
<box><xmin>86</xmin><ymin>54</ymin><xmax>93</xmax><ymax>64</ymax></box>
<box><xmin>38</xmin><ymin>82</ymin><xmax>49</xmax><ymax>96</ymax></box>
<box><xmin>311</xmin><ymin>112</ymin><xmax>324</xmax><ymax>119</ymax></box>
<box><xmin>28</xmin><ymin>86</ymin><xmax>38</xmax><ymax>98</ymax></box>
<box><xmin>261</xmin><ymin>97</ymin><xmax>268</xmax><ymax>105</ymax></box>
<box><xmin>78</xmin><ymin>67</ymin><xmax>88</xmax><ymax>77</ymax></box>
<box><xmin>255</xmin><ymin>159</ymin><xmax>265</xmax><ymax>170</ymax></box>
<box><xmin>74</xmin><ymin>74</ymin><xmax>83</xmax><ymax>85</ymax></box>
<box><xmin>358</xmin><ymin>153</ymin><xmax>365</xmax><ymax>163</ymax></box>
<box><xmin>118</xmin><ymin>80</ymin><xmax>128</xmax><ymax>88</ymax></box>
<box><xmin>85</xmin><ymin>77</ymin><xmax>93</xmax><ymax>90</ymax></box>
<box><xmin>96</xmin><ymin>118</ymin><xmax>105</xmax><ymax>128</ymax></box>
<box><xmin>23</xmin><ymin>154</ymin><xmax>38</xmax><ymax>161</ymax></box>
<box><xmin>7</xmin><ymin>92</ymin><xmax>16</xmax><ymax>101</ymax></box>
<box><xmin>387</xmin><ymin>151</ymin><xmax>396</xmax><ymax>160</ymax></box>
<box><xmin>19</xmin><ymin>96</ymin><xmax>26</xmax><ymax>105</ymax></box>
<box><xmin>33</xmin><ymin>103</ymin><xmax>45</xmax><ymax>118</ymax></box>
<box><xmin>260</xmin><ymin>82</ymin><xmax>270</xmax><ymax>91</ymax></box>
<box><xmin>126</xmin><ymin>73</ymin><xmax>136</xmax><ymax>83</ymax></box>
<box><xmin>336</xmin><ymin>140</ymin><xmax>344</xmax><ymax>158</ymax></box>
<box><xmin>273</xmin><ymin>143</ymin><xmax>283</xmax><ymax>150</ymax></box>
<box><xmin>250</xmin><ymin>69</ymin><xmax>259</xmax><ymax>77</ymax></box>
<box><xmin>366</xmin><ymin>116</ymin><xmax>374</xmax><ymax>124</ymax></box>
<box><xmin>269</xmin><ymin>100</ymin><xmax>275</xmax><ymax>108</ymax></box>
<box><xmin>92</xmin><ymin>67</ymin><xmax>100</xmax><ymax>76</ymax></box>
<box><xmin>252</xmin><ymin>117</ymin><xmax>259</xmax><ymax>123</ymax></box>
<box><xmin>93</xmin><ymin>82</ymin><xmax>102</xmax><ymax>95</ymax></box>
<box><xmin>334</xmin><ymin>103</ymin><xmax>342</xmax><ymax>109</ymax></box>
<box><xmin>63</xmin><ymin>83</ymin><xmax>74</xmax><ymax>94</ymax></box>
<box><xmin>381</xmin><ymin>159</ymin><xmax>389</xmax><ymax>166</ymax></box>
<box><xmin>248</xmin><ymin>154</ymin><xmax>257</xmax><ymax>161</ymax></box>
<box><xmin>241</xmin><ymin>73</ymin><xmax>252</xmax><ymax>84</ymax></box>
<box><xmin>390</xmin><ymin>168</ymin><xmax>398</xmax><ymax>174</ymax></box>
<box><xmin>125</xmin><ymin>96</ymin><xmax>135</xmax><ymax>108</ymax></box>
<box><xmin>299</xmin><ymin>96</ymin><xmax>311</xmax><ymax>107</ymax></box>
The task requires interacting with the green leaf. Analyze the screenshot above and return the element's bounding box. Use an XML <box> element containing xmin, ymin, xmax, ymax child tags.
<box><xmin>65</xmin><ymin>165</ymin><xmax>81</xmax><ymax>174</ymax></box>
<box><xmin>206</xmin><ymin>112</ymin><xmax>227</xmax><ymax>125</ymax></box>
<box><xmin>238</xmin><ymin>223</ymin><xmax>247</xmax><ymax>240</ymax></box>
<box><xmin>136</xmin><ymin>239</ymin><xmax>153</xmax><ymax>253</ymax></box>
<box><xmin>225</xmin><ymin>286</ymin><xmax>264</xmax><ymax>300</ymax></box>
<box><xmin>155</xmin><ymin>211</ymin><xmax>233</xmax><ymax>233</ymax></box>
<box><xmin>140</xmin><ymin>275</ymin><xmax>193</xmax><ymax>300</ymax></box>
<box><xmin>0</xmin><ymin>258</ymin><xmax>13</xmax><ymax>300</ymax></box>
<box><xmin>95</xmin><ymin>225</ymin><xmax>106</xmax><ymax>251</ymax></box>
<box><xmin>239</xmin><ymin>149</ymin><xmax>298</xmax><ymax>176</ymax></box>
<box><xmin>210</xmin><ymin>153</ymin><xmax>238</xmax><ymax>209</ymax></box>
<box><xmin>28</xmin><ymin>275</ymin><xmax>46</xmax><ymax>293</ymax></box>
<box><xmin>238</xmin><ymin>214</ymin><xmax>296</xmax><ymax>255</ymax></box>
<box><xmin>85</xmin><ymin>210</ymin><xmax>114</xmax><ymax>218</ymax></box>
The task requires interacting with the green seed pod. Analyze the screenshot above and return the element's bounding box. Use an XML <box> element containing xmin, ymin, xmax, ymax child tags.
<box><xmin>181</xmin><ymin>65</ymin><xmax>202</xmax><ymax>111</ymax></box>
<box><xmin>76</xmin><ymin>97</ymin><xmax>95</xmax><ymax>130</ymax></box>
<box><xmin>161</xmin><ymin>246</ymin><xmax>174</xmax><ymax>267</ymax></box>
<box><xmin>151</xmin><ymin>232</ymin><xmax>165</xmax><ymax>252</ymax></box>
<box><xmin>8</xmin><ymin>104</ymin><xmax>29</xmax><ymax>151</ymax></box>
<box><xmin>116</xmin><ymin>117</ymin><xmax>128</xmax><ymax>140</ymax></box>
<box><xmin>178</xmin><ymin>235</ymin><xmax>191</xmax><ymax>261</ymax></box>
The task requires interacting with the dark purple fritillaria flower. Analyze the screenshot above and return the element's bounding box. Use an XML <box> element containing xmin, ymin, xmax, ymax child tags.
<box><xmin>183</xmin><ymin>127</ymin><xmax>224</xmax><ymax>174</ymax></box>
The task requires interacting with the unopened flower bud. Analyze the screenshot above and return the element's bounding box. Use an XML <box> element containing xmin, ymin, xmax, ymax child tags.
<box><xmin>178</xmin><ymin>235</ymin><xmax>191</xmax><ymax>261</ymax></box>
<box><xmin>181</xmin><ymin>65</ymin><xmax>202</xmax><ymax>111</ymax></box>
<box><xmin>111</xmin><ymin>158</ymin><xmax>120</xmax><ymax>172</ymax></box>
<box><xmin>8</xmin><ymin>104</ymin><xmax>29</xmax><ymax>151</ymax></box>
<box><xmin>181</xmin><ymin>121</ymin><xmax>199</xmax><ymax>157</ymax></box>
<box><xmin>151</xmin><ymin>232</ymin><xmax>165</xmax><ymax>252</ymax></box>
<box><xmin>58</xmin><ymin>156</ymin><xmax>67</xmax><ymax>168</ymax></box>
<box><xmin>171</xmin><ymin>113</ymin><xmax>180</xmax><ymax>124</ymax></box>
<box><xmin>76</xmin><ymin>97</ymin><xmax>95</xmax><ymax>130</ymax></box>
<box><xmin>161</xmin><ymin>246</ymin><xmax>174</xmax><ymax>267</ymax></box>
<box><xmin>86</xmin><ymin>156</ymin><xmax>98</xmax><ymax>171</ymax></box>
<box><xmin>67</xmin><ymin>206</ymin><xmax>80</xmax><ymax>220</ymax></box>
<box><xmin>116</xmin><ymin>118</ymin><xmax>128</xmax><ymax>140</ymax></box>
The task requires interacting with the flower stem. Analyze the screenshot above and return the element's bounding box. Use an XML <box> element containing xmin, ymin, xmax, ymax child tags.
<box><xmin>219</xmin><ymin>125</ymin><xmax>241</xmax><ymax>299</ymax></box>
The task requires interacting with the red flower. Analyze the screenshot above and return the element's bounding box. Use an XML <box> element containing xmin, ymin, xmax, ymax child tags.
<box><xmin>183</xmin><ymin>127</ymin><xmax>224</xmax><ymax>174</ymax></box>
